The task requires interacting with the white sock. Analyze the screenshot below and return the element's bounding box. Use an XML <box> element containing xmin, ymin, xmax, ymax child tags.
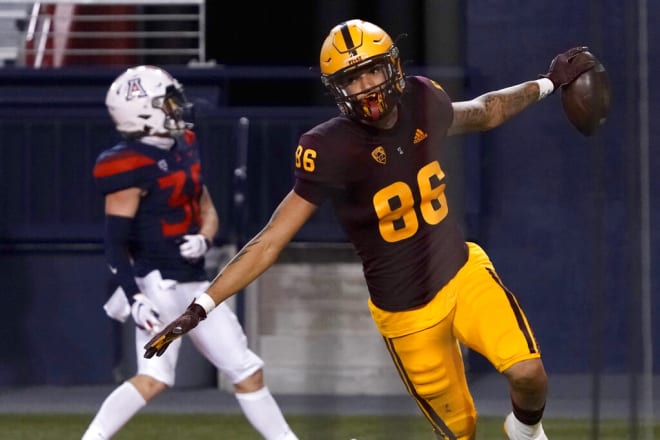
<box><xmin>235</xmin><ymin>386</ymin><xmax>298</xmax><ymax>440</ymax></box>
<box><xmin>504</xmin><ymin>412</ymin><xmax>548</xmax><ymax>440</ymax></box>
<box><xmin>81</xmin><ymin>382</ymin><xmax>147</xmax><ymax>440</ymax></box>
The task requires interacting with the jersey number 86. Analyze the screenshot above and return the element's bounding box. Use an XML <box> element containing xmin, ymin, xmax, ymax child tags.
<box><xmin>373</xmin><ymin>161</ymin><xmax>448</xmax><ymax>243</ymax></box>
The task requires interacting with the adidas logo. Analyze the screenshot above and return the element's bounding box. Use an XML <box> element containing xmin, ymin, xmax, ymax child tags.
<box><xmin>413</xmin><ymin>128</ymin><xmax>428</xmax><ymax>144</ymax></box>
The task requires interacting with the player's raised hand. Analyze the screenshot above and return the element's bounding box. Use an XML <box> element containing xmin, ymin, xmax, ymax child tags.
<box><xmin>541</xmin><ymin>46</ymin><xmax>596</xmax><ymax>90</ymax></box>
<box><xmin>143</xmin><ymin>301</ymin><xmax>207</xmax><ymax>358</ymax></box>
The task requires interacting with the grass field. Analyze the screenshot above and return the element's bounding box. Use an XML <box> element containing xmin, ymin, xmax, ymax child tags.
<box><xmin>1</xmin><ymin>414</ymin><xmax>658</xmax><ymax>439</ymax></box>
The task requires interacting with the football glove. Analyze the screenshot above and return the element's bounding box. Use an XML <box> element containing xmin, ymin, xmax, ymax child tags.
<box><xmin>143</xmin><ymin>301</ymin><xmax>207</xmax><ymax>358</ymax></box>
<box><xmin>541</xmin><ymin>46</ymin><xmax>596</xmax><ymax>90</ymax></box>
<box><xmin>131</xmin><ymin>293</ymin><xmax>163</xmax><ymax>335</ymax></box>
<box><xmin>179</xmin><ymin>234</ymin><xmax>210</xmax><ymax>260</ymax></box>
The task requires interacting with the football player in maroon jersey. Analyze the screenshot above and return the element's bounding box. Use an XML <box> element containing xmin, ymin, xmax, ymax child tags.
<box><xmin>144</xmin><ymin>21</ymin><xmax>593</xmax><ymax>440</ymax></box>
<box><xmin>83</xmin><ymin>66</ymin><xmax>298</xmax><ymax>440</ymax></box>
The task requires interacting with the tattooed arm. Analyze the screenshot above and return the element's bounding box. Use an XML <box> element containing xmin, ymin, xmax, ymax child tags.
<box><xmin>144</xmin><ymin>190</ymin><xmax>317</xmax><ymax>358</ymax></box>
<box><xmin>204</xmin><ymin>190</ymin><xmax>317</xmax><ymax>304</ymax></box>
<box><xmin>447</xmin><ymin>81</ymin><xmax>543</xmax><ymax>136</ymax></box>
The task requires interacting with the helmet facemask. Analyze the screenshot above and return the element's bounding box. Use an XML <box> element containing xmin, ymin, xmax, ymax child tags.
<box><xmin>152</xmin><ymin>84</ymin><xmax>193</xmax><ymax>137</ymax></box>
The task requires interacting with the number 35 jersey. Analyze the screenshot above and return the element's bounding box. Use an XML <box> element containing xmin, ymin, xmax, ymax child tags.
<box><xmin>93</xmin><ymin>130</ymin><xmax>207</xmax><ymax>282</ymax></box>
<box><xmin>294</xmin><ymin>76</ymin><xmax>468</xmax><ymax>312</ymax></box>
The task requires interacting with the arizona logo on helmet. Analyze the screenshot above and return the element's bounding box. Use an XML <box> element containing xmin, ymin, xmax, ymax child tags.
<box><xmin>126</xmin><ymin>78</ymin><xmax>148</xmax><ymax>100</ymax></box>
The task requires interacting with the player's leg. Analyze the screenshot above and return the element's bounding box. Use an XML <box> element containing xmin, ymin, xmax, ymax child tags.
<box><xmin>504</xmin><ymin>404</ymin><xmax>548</xmax><ymax>440</ymax></box>
<box><xmin>384</xmin><ymin>312</ymin><xmax>477</xmax><ymax>440</ymax></box>
<box><xmin>81</xmin><ymin>329</ymin><xmax>181</xmax><ymax>439</ymax></box>
<box><xmin>82</xmin><ymin>271</ymin><xmax>183</xmax><ymax>440</ymax></box>
<box><xmin>453</xmin><ymin>243</ymin><xmax>548</xmax><ymax>440</ymax></box>
<box><xmin>81</xmin><ymin>380</ymin><xmax>147</xmax><ymax>440</ymax></box>
<box><xmin>232</xmin><ymin>369</ymin><xmax>298</xmax><ymax>440</ymax></box>
<box><xmin>186</xmin><ymin>282</ymin><xmax>298</xmax><ymax>440</ymax></box>
<box><xmin>501</xmin><ymin>359</ymin><xmax>547</xmax><ymax>439</ymax></box>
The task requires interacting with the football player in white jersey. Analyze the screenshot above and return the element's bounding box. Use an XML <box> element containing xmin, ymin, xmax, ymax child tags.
<box><xmin>82</xmin><ymin>65</ymin><xmax>298</xmax><ymax>440</ymax></box>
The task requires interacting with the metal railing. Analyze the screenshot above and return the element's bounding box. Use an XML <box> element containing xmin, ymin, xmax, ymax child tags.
<box><xmin>0</xmin><ymin>0</ymin><xmax>205</xmax><ymax>67</ymax></box>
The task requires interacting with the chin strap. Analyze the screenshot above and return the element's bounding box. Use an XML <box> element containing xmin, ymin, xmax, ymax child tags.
<box><xmin>140</xmin><ymin>135</ymin><xmax>176</xmax><ymax>150</ymax></box>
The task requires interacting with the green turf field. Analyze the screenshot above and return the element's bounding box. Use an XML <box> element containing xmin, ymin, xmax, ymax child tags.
<box><xmin>0</xmin><ymin>414</ymin><xmax>657</xmax><ymax>439</ymax></box>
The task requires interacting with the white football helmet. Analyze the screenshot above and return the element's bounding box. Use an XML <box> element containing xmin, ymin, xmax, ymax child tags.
<box><xmin>105</xmin><ymin>65</ymin><xmax>192</xmax><ymax>137</ymax></box>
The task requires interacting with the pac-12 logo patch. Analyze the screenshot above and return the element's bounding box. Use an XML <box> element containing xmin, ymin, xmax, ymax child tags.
<box><xmin>126</xmin><ymin>78</ymin><xmax>148</xmax><ymax>100</ymax></box>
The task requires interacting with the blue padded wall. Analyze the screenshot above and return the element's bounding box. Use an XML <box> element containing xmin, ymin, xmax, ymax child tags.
<box><xmin>463</xmin><ymin>0</ymin><xmax>659</xmax><ymax>374</ymax></box>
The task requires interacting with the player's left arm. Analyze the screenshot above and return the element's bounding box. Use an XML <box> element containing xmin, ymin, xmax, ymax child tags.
<box><xmin>447</xmin><ymin>46</ymin><xmax>595</xmax><ymax>136</ymax></box>
<box><xmin>104</xmin><ymin>187</ymin><xmax>142</xmax><ymax>298</ymax></box>
<box><xmin>447</xmin><ymin>81</ymin><xmax>542</xmax><ymax>136</ymax></box>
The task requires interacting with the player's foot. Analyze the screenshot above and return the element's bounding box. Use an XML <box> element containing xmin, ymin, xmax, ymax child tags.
<box><xmin>503</xmin><ymin>412</ymin><xmax>548</xmax><ymax>440</ymax></box>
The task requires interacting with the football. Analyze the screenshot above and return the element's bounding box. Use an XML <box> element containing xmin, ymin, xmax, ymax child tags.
<box><xmin>560</xmin><ymin>51</ymin><xmax>611</xmax><ymax>136</ymax></box>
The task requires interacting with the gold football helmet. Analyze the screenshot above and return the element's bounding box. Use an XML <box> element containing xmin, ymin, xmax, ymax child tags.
<box><xmin>320</xmin><ymin>19</ymin><xmax>405</xmax><ymax>122</ymax></box>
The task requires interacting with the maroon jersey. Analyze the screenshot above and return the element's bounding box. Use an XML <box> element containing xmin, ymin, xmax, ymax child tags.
<box><xmin>294</xmin><ymin>76</ymin><xmax>468</xmax><ymax>311</ymax></box>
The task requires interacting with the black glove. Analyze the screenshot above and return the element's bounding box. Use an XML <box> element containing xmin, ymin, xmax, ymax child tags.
<box><xmin>143</xmin><ymin>301</ymin><xmax>207</xmax><ymax>358</ymax></box>
<box><xmin>541</xmin><ymin>46</ymin><xmax>596</xmax><ymax>90</ymax></box>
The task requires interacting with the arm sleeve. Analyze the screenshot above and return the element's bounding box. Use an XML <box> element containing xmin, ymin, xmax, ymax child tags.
<box><xmin>105</xmin><ymin>214</ymin><xmax>140</xmax><ymax>297</ymax></box>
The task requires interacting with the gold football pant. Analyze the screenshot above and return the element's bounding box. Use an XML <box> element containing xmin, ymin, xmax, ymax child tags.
<box><xmin>370</xmin><ymin>242</ymin><xmax>541</xmax><ymax>439</ymax></box>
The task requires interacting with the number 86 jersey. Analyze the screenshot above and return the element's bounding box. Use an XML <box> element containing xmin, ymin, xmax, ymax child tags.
<box><xmin>293</xmin><ymin>76</ymin><xmax>468</xmax><ymax>312</ymax></box>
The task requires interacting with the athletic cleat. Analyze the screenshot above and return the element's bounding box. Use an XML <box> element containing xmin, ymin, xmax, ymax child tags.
<box><xmin>504</xmin><ymin>412</ymin><xmax>548</xmax><ymax>440</ymax></box>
